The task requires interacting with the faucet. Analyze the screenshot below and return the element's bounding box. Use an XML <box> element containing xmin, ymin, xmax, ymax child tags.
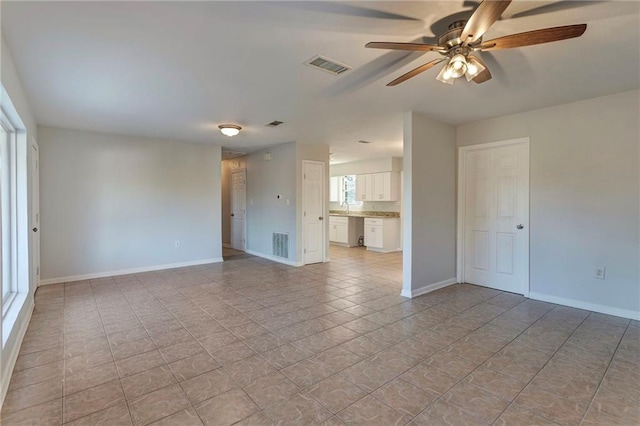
<box><xmin>342</xmin><ymin>200</ymin><xmax>350</xmax><ymax>214</ymax></box>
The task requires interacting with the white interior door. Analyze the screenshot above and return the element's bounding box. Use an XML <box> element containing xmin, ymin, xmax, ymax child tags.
<box><xmin>303</xmin><ymin>160</ymin><xmax>325</xmax><ymax>264</ymax></box>
<box><xmin>231</xmin><ymin>170</ymin><xmax>246</xmax><ymax>251</ymax></box>
<box><xmin>462</xmin><ymin>140</ymin><xmax>529</xmax><ymax>294</ymax></box>
<box><xmin>30</xmin><ymin>141</ymin><xmax>40</xmax><ymax>288</ymax></box>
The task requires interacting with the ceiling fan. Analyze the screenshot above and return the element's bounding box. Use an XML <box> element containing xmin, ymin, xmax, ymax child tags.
<box><xmin>365</xmin><ymin>0</ymin><xmax>587</xmax><ymax>86</ymax></box>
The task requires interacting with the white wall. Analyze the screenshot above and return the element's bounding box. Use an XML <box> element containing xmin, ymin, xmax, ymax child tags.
<box><xmin>245</xmin><ymin>143</ymin><xmax>298</xmax><ymax>263</ymax></box>
<box><xmin>402</xmin><ymin>112</ymin><xmax>457</xmax><ymax>297</ymax></box>
<box><xmin>38</xmin><ymin>127</ymin><xmax>223</xmax><ymax>282</ymax></box>
<box><xmin>457</xmin><ymin>90</ymin><xmax>640</xmax><ymax>319</ymax></box>
<box><xmin>1</xmin><ymin>35</ymin><xmax>39</xmax><ymax>408</ymax></box>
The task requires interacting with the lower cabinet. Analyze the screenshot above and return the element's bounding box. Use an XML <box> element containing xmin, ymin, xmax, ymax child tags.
<box><xmin>329</xmin><ymin>216</ymin><xmax>363</xmax><ymax>247</ymax></box>
<box><xmin>364</xmin><ymin>218</ymin><xmax>400</xmax><ymax>253</ymax></box>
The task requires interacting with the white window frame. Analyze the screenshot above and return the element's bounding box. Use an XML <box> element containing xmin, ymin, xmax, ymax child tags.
<box><xmin>1</xmin><ymin>112</ymin><xmax>18</xmax><ymax>315</ymax></box>
<box><xmin>341</xmin><ymin>175</ymin><xmax>362</xmax><ymax>208</ymax></box>
<box><xmin>0</xmin><ymin>88</ymin><xmax>30</xmax><ymax>348</ymax></box>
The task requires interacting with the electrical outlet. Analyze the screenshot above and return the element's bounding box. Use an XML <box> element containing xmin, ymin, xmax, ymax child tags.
<box><xmin>175</xmin><ymin>240</ymin><xmax>181</xmax><ymax>248</ymax></box>
<box><xmin>594</xmin><ymin>267</ymin><xmax>606</xmax><ymax>279</ymax></box>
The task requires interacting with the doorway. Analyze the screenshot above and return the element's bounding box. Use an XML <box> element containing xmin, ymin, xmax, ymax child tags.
<box><xmin>230</xmin><ymin>169</ymin><xmax>246</xmax><ymax>252</ymax></box>
<box><xmin>302</xmin><ymin>160</ymin><xmax>325</xmax><ymax>265</ymax></box>
<box><xmin>457</xmin><ymin>138</ymin><xmax>530</xmax><ymax>295</ymax></box>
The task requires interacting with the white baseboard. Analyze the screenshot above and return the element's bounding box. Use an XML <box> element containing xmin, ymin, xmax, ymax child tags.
<box><xmin>401</xmin><ymin>278</ymin><xmax>457</xmax><ymax>298</ymax></box>
<box><xmin>39</xmin><ymin>258</ymin><xmax>224</xmax><ymax>286</ymax></box>
<box><xmin>529</xmin><ymin>292</ymin><xmax>640</xmax><ymax>321</ymax></box>
<box><xmin>1</xmin><ymin>296</ymin><xmax>34</xmax><ymax>409</ymax></box>
<box><xmin>245</xmin><ymin>250</ymin><xmax>304</xmax><ymax>267</ymax></box>
<box><xmin>366</xmin><ymin>247</ymin><xmax>401</xmax><ymax>254</ymax></box>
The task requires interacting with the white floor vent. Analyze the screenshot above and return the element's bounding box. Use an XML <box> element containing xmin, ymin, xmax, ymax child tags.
<box><xmin>272</xmin><ymin>232</ymin><xmax>289</xmax><ymax>259</ymax></box>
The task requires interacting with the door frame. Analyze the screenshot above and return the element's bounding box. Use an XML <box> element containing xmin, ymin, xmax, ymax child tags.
<box><xmin>30</xmin><ymin>138</ymin><xmax>40</xmax><ymax>289</ymax></box>
<box><xmin>230</xmin><ymin>168</ymin><xmax>247</xmax><ymax>252</ymax></box>
<box><xmin>302</xmin><ymin>159</ymin><xmax>326</xmax><ymax>265</ymax></box>
<box><xmin>456</xmin><ymin>137</ymin><xmax>530</xmax><ymax>296</ymax></box>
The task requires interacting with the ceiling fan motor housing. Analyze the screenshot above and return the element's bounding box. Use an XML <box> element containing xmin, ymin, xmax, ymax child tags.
<box><xmin>438</xmin><ymin>20</ymin><xmax>482</xmax><ymax>54</ymax></box>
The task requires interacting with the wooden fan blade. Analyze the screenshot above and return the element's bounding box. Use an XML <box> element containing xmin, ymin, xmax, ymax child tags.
<box><xmin>479</xmin><ymin>24</ymin><xmax>587</xmax><ymax>50</ymax></box>
<box><xmin>366</xmin><ymin>42</ymin><xmax>445</xmax><ymax>52</ymax></box>
<box><xmin>471</xmin><ymin>56</ymin><xmax>492</xmax><ymax>83</ymax></box>
<box><xmin>387</xmin><ymin>58</ymin><xmax>446</xmax><ymax>86</ymax></box>
<box><xmin>461</xmin><ymin>0</ymin><xmax>512</xmax><ymax>44</ymax></box>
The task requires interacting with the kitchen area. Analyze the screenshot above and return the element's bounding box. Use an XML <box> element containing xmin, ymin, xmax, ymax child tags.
<box><xmin>329</xmin><ymin>157</ymin><xmax>402</xmax><ymax>253</ymax></box>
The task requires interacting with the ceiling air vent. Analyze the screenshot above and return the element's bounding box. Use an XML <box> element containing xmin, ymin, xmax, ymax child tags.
<box><xmin>266</xmin><ymin>121</ymin><xmax>284</xmax><ymax>127</ymax></box>
<box><xmin>305</xmin><ymin>55</ymin><xmax>352</xmax><ymax>75</ymax></box>
<box><xmin>358</xmin><ymin>140</ymin><xmax>372</xmax><ymax>144</ymax></box>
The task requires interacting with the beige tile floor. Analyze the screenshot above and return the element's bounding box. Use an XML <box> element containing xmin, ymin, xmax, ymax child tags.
<box><xmin>1</xmin><ymin>246</ymin><xmax>638</xmax><ymax>425</ymax></box>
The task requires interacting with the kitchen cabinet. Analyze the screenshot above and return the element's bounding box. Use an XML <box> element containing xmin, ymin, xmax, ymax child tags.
<box><xmin>355</xmin><ymin>172</ymin><xmax>399</xmax><ymax>201</ymax></box>
<box><xmin>329</xmin><ymin>215</ymin><xmax>364</xmax><ymax>247</ymax></box>
<box><xmin>355</xmin><ymin>174</ymin><xmax>373</xmax><ymax>201</ymax></box>
<box><xmin>364</xmin><ymin>217</ymin><xmax>400</xmax><ymax>253</ymax></box>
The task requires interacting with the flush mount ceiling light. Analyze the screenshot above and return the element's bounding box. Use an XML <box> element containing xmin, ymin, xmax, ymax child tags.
<box><xmin>218</xmin><ymin>124</ymin><xmax>242</xmax><ymax>137</ymax></box>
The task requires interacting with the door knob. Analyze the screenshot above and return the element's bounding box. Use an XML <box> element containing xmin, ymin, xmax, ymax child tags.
<box><xmin>516</xmin><ymin>224</ymin><xmax>524</xmax><ymax>230</ymax></box>
<box><xmin>231</xmin><ymin>213</ymin><xmax>235</xmax><ymax>217</ymax></box>
<box><xmin>319</xmin><ymin>216</ymin><xmax>323</xmax><ymax>220</ymax></box>
<box><xmin>33</xmin><ymin>227</ymin><xmax>38</xmax><ymax>232</ymax></box>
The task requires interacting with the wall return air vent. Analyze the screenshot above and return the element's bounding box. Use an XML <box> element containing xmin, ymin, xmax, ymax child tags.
<box><xmin>305</xmin><ymin>55</ymin><xmax>352</xmax><ymax>76</ymax></box>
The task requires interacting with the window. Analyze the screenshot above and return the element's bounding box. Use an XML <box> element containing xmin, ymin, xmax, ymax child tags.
<box><xmin>341</xmin><ymin>175</ymin><xmax>362</xmax><ymax>207</ymax></box>
<box><xmin>1</xmin><ymin>115</ymin><xmax>17</xmax><ymax>309</ymax></box>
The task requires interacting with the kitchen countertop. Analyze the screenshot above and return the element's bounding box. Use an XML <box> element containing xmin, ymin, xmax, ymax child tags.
<box><xmin>329</xmin><ymin>210</ymin><xmax>400</xmax><ymax>219</ymax></box>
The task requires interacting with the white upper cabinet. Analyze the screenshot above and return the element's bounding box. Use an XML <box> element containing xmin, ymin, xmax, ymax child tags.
<box><xmin>355</xmin><ymin>172</ymin><xmax>399</xmax><ymax>201</ymax></box>
<box><xmin>355</xmin><ymin>174</ymin><xmax>369</xmax><ymax>201</ymax></box>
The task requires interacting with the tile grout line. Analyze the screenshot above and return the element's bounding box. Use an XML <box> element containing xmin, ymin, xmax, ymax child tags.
<box><xmin>487</xmin><ymin>310</ymin><xmax>604</xmax><ymax>426</ymax></box>
<box><xmin>577</xmin><ymin>319</ymin><xmax>631</xmax><ymax>426</ymax></box>
<box><xmin>398</xmin><ymin>296</ymin><xmax>549</xmax><ymax>425</ymax></box>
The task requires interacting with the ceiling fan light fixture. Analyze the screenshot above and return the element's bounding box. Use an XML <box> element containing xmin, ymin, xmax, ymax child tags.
<box><xmin>218</xmin><ymin>124</ymin><xmax>242</xmax><ymax>137</ymax></box>
<box><xmin>436</xmin><ymin>63</ymin><xmax>455</xmax><ymax>85</ymax></box>
<box><xmin>465</xmin><ymin>55</ymin><xmax>486</xmax><ymax>81</ymax></box>
<box><xmin>447</xmin><ymin>54</ymin><xmax>468</xmax><ymax>78</ymax></box>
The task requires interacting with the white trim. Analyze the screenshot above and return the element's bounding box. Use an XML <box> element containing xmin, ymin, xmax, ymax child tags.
<box><xmin>400</xmin><ymin>278</ymin><xmax>457</xmax><ymax>298</ymax></box>
<box><xmin>245</xmin><ymin>249</ymin><xmax>304</xmax><ymax>267</ymax></box>
<box><xmin>38</xmin><ymin>258</ymin><xmax>223</xmax><ymax>285</ymax></box>
<box><xmin>366</xmin><ymin>247</ymin><xmax>401</xmax><ymax>254</ymax></box>
<box><xmin>1</xmin><ymin>295</ymin><xmax>33</xmax><ymax>409</ymax></box>
<box><xmin>529</xmin><ymin>292</ymin><xmax>640</xmax><ymax>321</ymax></box>
<box><xmin>457</xmin><ymin>137</ymin><xmax>531</xmax><ymax>297</ymax></box>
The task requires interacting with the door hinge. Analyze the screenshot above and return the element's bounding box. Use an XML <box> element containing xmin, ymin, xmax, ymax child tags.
<box><xmin>36</xmin><ymin>266</ymin><xmax>39</xmax><ymax>276</ymax></box>
<box><xmin>304</xmin><ymin>249</ymin><xmax>307</xmax><ymax>254</ymax></box>
<box><xmin>304</xmin><ymin>211</ymin><xmax>306</xmax><ymax>217</ymax></box>
<box><xmin>304</xmin><ymin>173</ymin><xmax>306</xmax><ymax>179</ymax></box>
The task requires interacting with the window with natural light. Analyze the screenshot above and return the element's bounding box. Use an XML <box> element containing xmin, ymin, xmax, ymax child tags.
<box><xmin>342</xmin><ymin>175</ymin><xmax>361</xmax><ymax>207</ymax></box>
<box><xmin>1</xmin><ymin>116</ymin><xmax>17</xmax><ymax>310</ymax></box>
<box><xmin>1</xmin><ymin>92</ymin><xmax>30</xmax><ymax>339</ymax></box>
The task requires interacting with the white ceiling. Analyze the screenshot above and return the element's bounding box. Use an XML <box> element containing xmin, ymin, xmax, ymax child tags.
<box><xmin>3</xmin><ymin>1</ymin><xmax>639</xmax><ymax>164</ymax></box>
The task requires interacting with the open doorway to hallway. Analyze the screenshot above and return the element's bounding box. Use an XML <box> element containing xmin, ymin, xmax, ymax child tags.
<box><xmin>221</xmin><ymin>151</ymin><xmax>247</xmax><ymax>261</ymax></box>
